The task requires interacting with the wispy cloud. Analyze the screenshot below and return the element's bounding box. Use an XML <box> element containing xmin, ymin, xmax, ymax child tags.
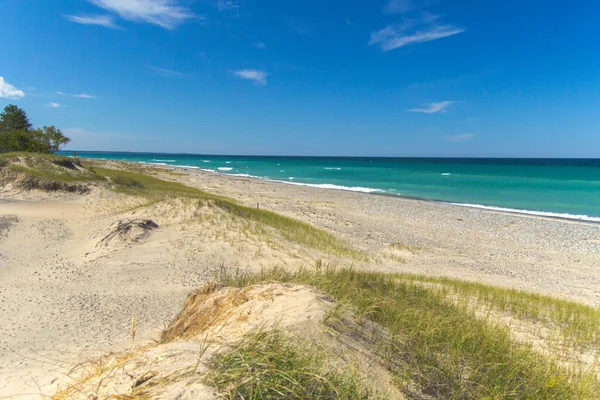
<box><xmin>370</xmin><ymin>14</ymin><xmax>464</xmax><ymax>51</ymax></box>
<box><xmin>0</xmin><ymin>77</ymin><xmax>25</xmax><ymax>100</ymax></box>
<box><xmin>65</xmin><ymin>14</ymin><xmax>117</xmax><ymax>28</ymax></box>
<box><xmin>253</xmin><ymin>42</ymin><xmax>266</xmax><ymax>49</ymax></box>
<box><xmin>71</xmin><ymin>0</ymin><xmax>195</xmax><ymax>29</ymax></box>
<box><xmin>216</xmin><ymin>0</ymin><xmax>239</xmax><ymax>12</ymax></box>
<box><xmin>446</xmin><ymin>133</ymin><xmax>475</xmax><ymax>142</ymax></box>
<box><xmin>150</xmin><ymin>66</ymin><xmax>191</xmax><ymax>77</ymax></box>
<box><xmin>384</xmin><ymin>0</ymin><xmax>414</xmax><ymax>14</ymax></box>
<box><xmin>383</xmin><ymin>0</ymin><xmax>437</xmax><ymax>14</ymax></box>
<box><xmin>233</xmin><ymin>69</ymin><xmax>268</xmax><ymax>85</ymax></box>
<box><xmin>408</xmin><ymin>101</ymin><xmax>458</xmax><ymax>113</ymax></box>
<box><xmin>57</xmin><ymin>91</ymin><xmax>97</xmax><ymax>99</ymax></box>
<box><xmin>45</xmin><ymin>102</ymin><xmax>63</xmax><ymax>108</ymax></box>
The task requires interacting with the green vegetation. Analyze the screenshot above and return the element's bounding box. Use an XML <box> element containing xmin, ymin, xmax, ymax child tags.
<box><xmin>0</xmin><ymin>104</ymin><xmax>70</xmax><ymax>153</ymax></box>
<box><xmin>92</xmin><ymin>166</ymin><xmax>361</xmax><ymax>257</ymax></box>
<box><xmin>401</xmin><ymin>274</ymin><xmax>600</xmax><ymax>350</ymax></box>
<box><xmin>205</xmin><ymin>330</ymin><xmax>371</xmax><ymax>399</ymax></box>
<box><xmin>1</xmin><ymin>154</ymin><xmax>359</xmax><ymax>257</ymax></box>
<box><xmin>220</xmin><ymin>266</ymin><xmax>600</xmax><ymax>399</ymax></box>
<box><xmin>388</xmin><ymin>242</ymin><xmax>423</xmax><ymax>253</ymax></box>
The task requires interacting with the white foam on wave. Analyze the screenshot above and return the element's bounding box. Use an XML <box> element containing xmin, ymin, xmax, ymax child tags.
<box><xmin>231</xmin><ymin>173</ymin><xmax>252</xmax><ymax>177</ymax></box>
<box><xmin>324</xmin><ymin>167</ymin><xmax>341</xmax><ymax>170</ymax></box>
<box><xmin>289</xmin><ymin>177</ymin><xmax>294</xmax><ymax>180</ymax></box>
<box><xmin>171</xmin><ymin>164</ymin><xmax>200</xmax><ymax>169</ymax></box>
<box><xmin>451</xmin><ymin>203</ymin><xmax>600</xmax><ymax>222</ymax></box>
<box><xmin>152</xmin><ymin>159</ymin><xmax>176</xmax><ymax>162</ymax></box>
<box><xmin>139</xmin><ymin>161</ymin><xmax>168</xmax><ymax>166</ymax></box>
<box><xmin>225</xmin><ymin>161</ymin><xmax>232</xmax><ymax>164</ymax></box>
<box><xmin>276</xmin><ymin>180</ymin><xmax>382</xmax><ymax>194</ymax></box>
<box><xmin>203</xmin><ymin>160</ymin><xmax>211</xmax><ymax>163</ymax></box>
<box><xmin>218</xmin><ymin>167</ymin><xmax>233</xmax><ymax>171</ymax></box>
<box><xmin>442</xmin><ymin>173</ymin><xmax>451</xmax><ymax>176</ymax></box>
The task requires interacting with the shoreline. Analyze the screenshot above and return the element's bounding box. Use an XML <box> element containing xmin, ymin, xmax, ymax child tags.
<box><xmin>134</xmin><ymin>161</ymin><xmax>600</xmax><ymax>225</ymax></box>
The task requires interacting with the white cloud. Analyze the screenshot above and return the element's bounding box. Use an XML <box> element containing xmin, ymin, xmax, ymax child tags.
<box><xmin>233</xmin><ymin>69</ymin><xmax>268</xmax><ymax>85</ymax></box>
<box><xmin>216</xmin><ymin>0</ymin><xmax>239</xmax><ymax>11</ymax></box>
<box><xmin>408</xmin><ymin>101</ymin><xmax>457</xmax><ymax>113</ymax></box>
<box><xmin>383</xmin><ymin>0</ymin><xmax>437</xmax><ymax>14</ymax></box>
<box><xmin>57</xmin><ymin>91</ymin><xmax>97</xmax><ymax>99</ymax></box>
<box><xmin>0</xmin><ymin>77</ymin><xmax>25</xmax><ymax>100</ymax></box>
<box><xmin>150</xmin><ymin>66</ymin><xmax>191</xmax><ymax>77</ymax></box>
<box><xmin>45</xmin><ymin>102</ymin><xmax>62</xmax><ymax>108</ymax></box>
<box><xmin>65</xmin><ymin>14</ymin><xmax>117</xmax><ymax>28</ymax></box>
<box><xmin>86</xmin><ymin>0</ymin><xmax>193</xmax><ymax>29</ymax></box>
<box><xmin>253</xmin><ymin>42</ymin><xmax>266</xmax><ymax>49</ymax></box>
<box><xmin>370</xmin><ymin>14</ymin><xmax>464</xmax><ymax>51</ymax></box>
<box><xmin>384</xmin><ymin>0</ymin><xmax>414</xmax><ymax>14</ymax></box>
<box><xmin>446</xmin><ymin>133</ymin><xmax>475</xmax><ymax>142</ymax></box>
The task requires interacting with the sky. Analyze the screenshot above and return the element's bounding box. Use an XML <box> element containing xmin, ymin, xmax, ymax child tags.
<box><xmin>1</xmin><ymin>0</ymin><xmax>599</xmax><ymax>157</ymax></box>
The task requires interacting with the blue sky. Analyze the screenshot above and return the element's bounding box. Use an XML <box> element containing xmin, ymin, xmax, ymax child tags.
<box><xmin>1</xmin><ymin>0</ymin><xmax>599</xmax><ymax>157</ymax></box>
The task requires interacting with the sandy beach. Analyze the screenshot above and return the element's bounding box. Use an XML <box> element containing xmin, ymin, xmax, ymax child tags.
<box><xmin>1</xmin><ymin>159</ymin><xmax>599</xmax><ymax>398</ymax></box>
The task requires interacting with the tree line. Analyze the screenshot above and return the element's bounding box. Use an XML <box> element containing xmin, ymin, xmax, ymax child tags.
<box><xmin>0</xmin><ymin>104</ymin><xmax>70</xmax><ymax>153</ymax></box>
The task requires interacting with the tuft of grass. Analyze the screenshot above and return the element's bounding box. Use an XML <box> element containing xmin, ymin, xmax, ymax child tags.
<box><xmin>220</xmin><ymin>266</ymin><xmax>600</xmax><ymax>399</ymax></box>
<box><xmin>400</xmin><ymin>274</ymin><xmax>600</xmax><ymax>351</ymax></box>
<box><xmin>388</xmin><ymin>242</ymin><xmax>422</xmax><ymax>253</ymax></box>
<box><xmin>0</xmin><ymin>215</ymin><xmax>18</xmax><ymax>237</ymax></box>
<box><xmin>204</xmin><ymin>330</ymin><xmax>372</xmax><ymax>399</ymax></box>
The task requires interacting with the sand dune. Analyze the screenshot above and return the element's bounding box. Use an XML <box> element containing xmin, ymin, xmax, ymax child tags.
<box><xmin>1</xmin><ymin>158</ymin><xmax>599</xmax><ymax>398</ymax></box>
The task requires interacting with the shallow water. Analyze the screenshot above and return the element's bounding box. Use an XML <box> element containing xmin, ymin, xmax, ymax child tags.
<box><xmin>60</xmin><ymin>152</ymin><xmax>600</xmax><ymax>221</ymax></box>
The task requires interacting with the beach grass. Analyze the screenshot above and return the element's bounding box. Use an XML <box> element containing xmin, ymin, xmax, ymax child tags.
<box><xmin>401</xmin><ymin>274</ymin><xmax>600</xmax><ymax>352</ymax></box>
<box><xmin>89</xmin><ymin>166</ymin><xmax>364</xmax><ymax>258</ymax></box>
<box><xmin>218</xmin><ymin>265</ymin><xmax>600</xmax><ymax>399</ymax></box>
<box><xmin>0</xmin><ymin>154</ymin><xmax>361</xmax><ymax>257</ymax></box>
<box><xmin>204</xmin><ymin>330</ymin><xmax>372</xmax><ymax>399</ymax></box>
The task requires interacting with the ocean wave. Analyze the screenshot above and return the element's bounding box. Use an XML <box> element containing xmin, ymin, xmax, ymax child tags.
<box><xmin>203</xmin><ymin>160</ymin><xmax>211</xmax><ymax>163</ymax></box>
<box><xmin>152</xmin><ymin>159</ymin><xmax>176</xmax><ymax>162</ymax></box>
<box><xmin>171</xmin><ymin>164</ymin><xmax>200</xmax><ymax>169</ymax></box>
<box><xmin>324</xmin><ymin>167</ymin><xmax>341</xmax><ymax>170</ymax></box>
<box><xmin>139</xmin><ymin>161</ymin><xmax>168</xmax><ymax>166</ymax></box>
<box><xmin>442</xmin><ymin>173</ymin><xmax>451</xmax><ymax>176</ymax></box>
<box><xmin>231</xmin><ymin>173</ymin><xmax>253</xmax><ymax>177</ymax></box>
<box><xmin>225</xmin><ymin>161</ymin><xmax>232</xmax><ymax>164</ymax></box>
<box><xmin>451</xmin><ymin>203</ymin><xmax>600</xmax><ymax>222</ymax></box>
<box><xmin>276</xmin><ymin>180</ymin><xmax>383</xmax><ymax>194</ymax></box>
<box><xmin>218</xmin><ymin>167</ymin><xmax>233</xmax><ymax>171</ymax></box>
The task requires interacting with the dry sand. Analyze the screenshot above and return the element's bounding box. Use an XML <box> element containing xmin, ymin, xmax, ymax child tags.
<box><xmin>1</xmin><ymin>161</ymin><xmax>599</xmax><ymax>398</ymax></box>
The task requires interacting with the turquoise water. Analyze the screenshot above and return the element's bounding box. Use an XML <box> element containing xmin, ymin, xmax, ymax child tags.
<box><xmin>60</xmin><ymin>152</ymin><xmax>600</xmax><ymax>221</ymax></box>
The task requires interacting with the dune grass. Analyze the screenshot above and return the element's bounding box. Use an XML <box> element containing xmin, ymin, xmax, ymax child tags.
<box><xmin>401</xmin><ymin>274</ymin><xmax>600</xmax><ymax>351</ymax></box>
<box><xmin>204</xmin><ymin>330</ymin><xmax>372</xmax><ymax>399</ymax></box>
<box><xmin>1</xmin><ymin>152</ymin><xmax>98</xmax><ymax>183</ymax></box>
<box><xmin>219</xmin><ymin>265</ymin><xmax>600</xmax><ymax>399</ymax></box>
<box><xmin>90</xmin><ymin>166</ymin><xmax>363</xmax><ymax>258</ymax></box>
<box><xmin>0</xmin><ymin>154</ymin><xmax>361</xmax><ymax>257</ymax></box>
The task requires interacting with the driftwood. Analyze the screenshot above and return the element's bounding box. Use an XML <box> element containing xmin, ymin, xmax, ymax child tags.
<box><xmin>97</xmin><ymin>219</ymin><xmax>159</xmax><ymax>247</ymax></box>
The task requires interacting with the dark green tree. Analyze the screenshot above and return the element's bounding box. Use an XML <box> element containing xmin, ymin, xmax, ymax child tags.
<box><xmin>0</xmin><ymin>104</ymin><xmax>32</xmax><ymax>132</ymax></box>
<box><xmin>37</xmin><ymin>126</ymin><xmax>71</xmax><ymax>153</ymax></box>
<box><xmin>0</xmin><ymin>105</ymin><xmax>70</xmax><ymax>153</ymax></box>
